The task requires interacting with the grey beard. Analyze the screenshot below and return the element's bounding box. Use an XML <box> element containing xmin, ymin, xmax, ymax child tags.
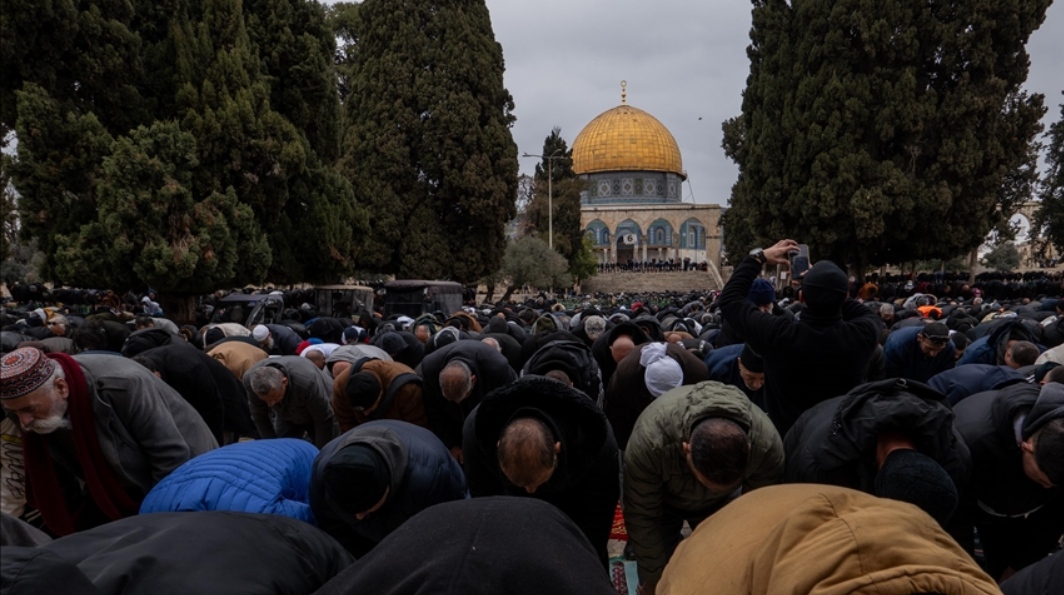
<box><xmin>24</xmin><ymin>414</ymin><xmax>71</xmax><ymax>434</ymax></box>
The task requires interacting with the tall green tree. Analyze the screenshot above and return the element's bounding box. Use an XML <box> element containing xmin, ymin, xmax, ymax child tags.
<box><xmin>525</xmin><ymin>127</ymin><xmax>593</xmax><ymax>280</ymax></box>
<box><xmin>1</xmin><ymin>0</ymin><xmax>148</xmax><ymax>137</ymax></box>
<box><xmin>8</xmin><ymin>0</ymin><xmax>365</xmax><ymax>291</ymax></box>
<box><xmin>244</xmin><ymin>0</ymin><xmax>340</xmax><ymax>162</ymax></box>
<box><xmin>54</xmin><ymin>122</ymin><xmax>271</xmax><ymax>319</ymax></box>
<box><xmin>9</xmin><ymin>84</ymin><xmax>115</xmax><ymax>279</ymax></box>
<box><xmin>339</xmin><ymin>0</ymin><xmax>518</xmax><ymax>283</ymax></box>
<box><xmin>325</xmin><ymin>2</ymin><xmax>361</xmax><ymax>106</ymax></box>
<box><xmin>723</xmin><ymin>0</ymin><xmax>1049</xmax><ymax>273</ymax></box>
<box><xmin>1035</xmin><ymin>95</ymin><xmax>1064</xmax><ymax>253</ymax></box>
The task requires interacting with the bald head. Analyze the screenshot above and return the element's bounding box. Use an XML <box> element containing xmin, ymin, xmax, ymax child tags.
<box><xmin>610</xmin><ymin>335</ymin><xmax>636</xmax><ymax>363</ymax></box>
<box><xmin>440</xmin><ymin>361</ymin><xmax>475</xmax><ymax>403</ymax></box>
<box><xmin>303</xmin><ymin>349</ymin><xmax>327</xmax><ymax>369</ymax></box>
<box><xmin>498</xmin><ymin>417</ymin><xmax>558</xmax><ymax>493</ymax></box>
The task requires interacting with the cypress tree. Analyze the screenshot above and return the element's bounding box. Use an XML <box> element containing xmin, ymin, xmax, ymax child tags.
<box><xmin>1</xmin><ymin>0</ymin><xmax>148</xmax><ymax>136</ymax></box>
<box><xmin>54</xmin><ymin>122</ymin><xmax>272</xmax><ymax>309</ymax></box>
<box><xmin>339</xmin><ymin>0</ymin><xmax>518</xmax><ymax>283</ymax></box>
<box><xmin>9</xmin><ymin>85</ymin><xmax>115</xmax><ymax>279</ymax></box>
<box><xmin>9</xmin><ymin>0</ymin><xmax>366</xmax><ymax>302</ymax></box>
<box><xmin>525</xmin><ymin>127</ymin><xmax>594</xmax><ymax>281</ymax></box>
<box><xmin>1035</xmin><ymin>96</ymin><xmax>1064</xmax><ymax>254</ymax></box>
<box><xmin>724</xmin><ymin>0</ymin><xmax>1050</xmax><ymax>272</ymax></box>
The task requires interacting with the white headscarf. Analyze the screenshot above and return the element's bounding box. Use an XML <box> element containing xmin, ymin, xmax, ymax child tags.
<box><xmin>640</xmin><ymin>343</ymin><xmax>684</xmax><ymax>398</ymax></box>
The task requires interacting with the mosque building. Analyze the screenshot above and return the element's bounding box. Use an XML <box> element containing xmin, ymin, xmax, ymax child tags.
<box><xmin>573</xmin><ymin>82</ymin><xmax>723</xmax><ymax>268</ymax></box>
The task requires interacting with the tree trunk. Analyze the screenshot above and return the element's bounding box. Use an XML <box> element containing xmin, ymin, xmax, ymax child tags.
<box><xmin>484</xmin><ymin>283</ymin><xmax>495</xmax><ymax>304</ymax></box>
<box><xmin>968</xmin><ymin>248</ymin><xmax>979</xmax><ymax>284</ymax></box>
<box><xmin>160</xmin><ymin>294</ymin><xmax>197</xmax><ymax>325</ymax></box>
<box><xmin>500</xmin><ymin>284</ymin><xmax>516</xmax><ymax>303</ymax></box>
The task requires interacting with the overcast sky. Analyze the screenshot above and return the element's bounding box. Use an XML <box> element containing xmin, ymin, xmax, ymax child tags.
<box><xmin>325</xmin><ymin>1</ymin><xmax>1064</xmax><ymax>206</ymax></box>
<box><xmin>483</xmin><ymin>0</ymin><xmax>1064</xmax><ymax>206</ymax></box>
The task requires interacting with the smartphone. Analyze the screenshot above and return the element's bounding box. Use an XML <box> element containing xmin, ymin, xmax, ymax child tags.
<box><xmin>789</xmin><ymin>244</ymin><xmax>810</xmax><ymax>279</ymax></box>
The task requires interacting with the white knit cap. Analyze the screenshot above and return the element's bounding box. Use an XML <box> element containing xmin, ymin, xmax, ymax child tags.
<box><xmin>640</xmin><ymin>343</ymin><xmax>684</xmax><ymax>397</ymax></box>
<box><xmin>251</xmin><ymin>325</ymin><xmax>270</xmax><ymax>342</ymax></box>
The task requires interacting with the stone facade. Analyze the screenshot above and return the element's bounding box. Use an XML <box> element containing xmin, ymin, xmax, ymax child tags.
<box><xmin>581</xmin><ymin>202</ymin><xmax>722</xmax><ymax>266</ymax></box>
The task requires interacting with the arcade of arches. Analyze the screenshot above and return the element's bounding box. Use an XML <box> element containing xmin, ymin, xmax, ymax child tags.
<box><xmin>582</xmin><ymin>204</ymin><xmax>722</xmax><ymax>266</ymax></box>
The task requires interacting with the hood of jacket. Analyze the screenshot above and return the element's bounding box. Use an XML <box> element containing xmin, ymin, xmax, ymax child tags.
<box><xmin>1021</xmin><ymin>380</ymin><xmax>1064</xmax><ymax>440</ymax></box>
<box><xmin>471</xmin><ymin>376</ymin><xmax>608</xmax><ymax>491</ymax></box>
<box><xmin>811</xmin><ymin>379</ymin><xmax>969</xmax><ymax>490</ymax></box>
<box><xmin>659</xmin><ymin>485</ymin><xmax>1000</xmax><ymax>595</ymax></box>
<box><xmin>312</xmin><ymin>497</ymin><xmax>615</xmax><ymax>595</ymax></box>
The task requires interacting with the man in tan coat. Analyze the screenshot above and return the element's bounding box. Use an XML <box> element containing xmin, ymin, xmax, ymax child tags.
<box><xmin>659</xmin><ymin>484</ymin><xmax>1000</xmax><ymax>595</ymax></box>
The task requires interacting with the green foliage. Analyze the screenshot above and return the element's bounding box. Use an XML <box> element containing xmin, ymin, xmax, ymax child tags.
<box><xmin>525</xmin><ymin>128</ymin><xmax>587</xmax><ymax>267</ymax></box>
<box><xmin>244</xmin><ymin>0</ymin><xmax>341</xmax><ymax>162</ymax></box>
<box><xmin>724</xmin><ymin>0</ymin><xmax>1049</xmax><ymax>270</ymax></box>
<box><xmin>499</xmin><ymin>236</ymin><xmax>571</xmax><ymax>294</ymax></box>
<box><xmin>569</xmin><ymin>233</ymin><xmax>599</xmax><ymax>284</ymax></box>
<box><xmin>0</xmin><ymin>0</ymin><xmax>148</xmax><ymax>136</ymax></box>
<box><xmin>54</xmin><ymin>121</ymin><xmax>271</xmax><ymax>293</ymax></box>
<box><xmin>10</xmin><ymin>84</ymin><xmax>114</xmax><ymax>279</ymax></box>
<box><xmin>6</xmin><ymin>0</ymin><xmax>366</xmax><ymax>289</ymax></box>
<box><xmin>981</xmin><ymin>242</ymin><xmax>1021</xmax><ymax>272</ymax></box>
<box><xmin>1036</xmin><ymin>95</ymin><xmax>1064</xmax><ymax>253</ymax></box>
<box><xmin>325</xmin><ymin>2</ymin><xmax>361</xmax><ymax>105</ymax></box>
<box><xmin>339</xmin><ymin>0</ymin><xmax>518</xmax><ymax>284</ymax></box>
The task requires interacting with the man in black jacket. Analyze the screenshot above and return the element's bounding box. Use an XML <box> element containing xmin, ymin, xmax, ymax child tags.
<box><xmin>783</xmin><ymin>378</ymin><xmax>969</xmax><ymax>526</ymax></box>
<box><xmin>719</xmin><ymin>239</ymin><xmax>880</xmax><ymax>434</ymax></box>
<box><xmin>462</xmin><ymin>376</ymin><xmax>620</xmax><ymax>566</ymax></box>
<box><xmin>953</xmin><ymin>381</ymin><xmax>1064</xmax><ymax>580</ymax></box>
<box><xmin>312</xmin><ymin>498</ymin><xmax>617</xmax><ymax>595</ymax></box>
<box><xmin>418</xmin><ymin>340</ymin><xmax>517</xmax><ymax>460</ymax></box>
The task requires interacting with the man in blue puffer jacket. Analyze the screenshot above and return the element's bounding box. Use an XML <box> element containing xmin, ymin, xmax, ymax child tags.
<box><xmin>139</xmin><ymin>438</ymin><xmax>318</xmax><ymax>523</ymax></box>
<box><xmin>309</xmin><ymin>420</ymin><xmax>468</xmax><ymax>555</ymax></box>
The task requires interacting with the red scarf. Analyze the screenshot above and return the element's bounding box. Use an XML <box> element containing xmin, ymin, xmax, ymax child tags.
<box><xmin>23</xmin><ymin>353</ymin><xmax>141</xmax><ymax>535</ymax></box>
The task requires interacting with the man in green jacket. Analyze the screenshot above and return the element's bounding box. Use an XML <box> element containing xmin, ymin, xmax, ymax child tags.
<box><xmin>623</xmin><ymin>381</ymin><xmax>784</xmax><ymax>595</ymax></box>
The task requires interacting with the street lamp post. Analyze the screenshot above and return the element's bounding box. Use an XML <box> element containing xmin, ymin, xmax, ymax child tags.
<box><xmin>521</xmin><ymin>149</ymin><xmax>565</xmax><ymax>250</ymax></box>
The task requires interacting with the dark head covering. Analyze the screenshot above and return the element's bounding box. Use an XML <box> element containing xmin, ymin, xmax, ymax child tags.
<box><xmin>324</xmin><ymin>445</ymin><xmax>391</xmax><ymax>514</ymax></box>
<box><xmin>311</xmin><ymin>498</ymin><xmax>617</xmax><ymax>595</ymax></box>
<box><xmin>874</xmin><ymin>449</ymin><xmax>958</xmax><ymax>526</ymax></box>
<box><xmin>375</xmin><ymin>331</ymin><xmax>406</xmax><ymax>356</ymax></box>
<box><xmin>203</xmin><ymin>327</ymin><xmax>226</xmax><ymax>348</ymax></box>
<box><xmin>748</xmin><ymin>279</ymin><xmax>776</xmax><ymax>306</ymax></box>
<box><xmin>801</xmin><ymin>261</ymin><xmax>849</xmax><ymax>313</ymax></box>
<box><xmin>920</xmin><ymin>322</ymin><xmax>950</xmax><ymax>341</ymax></box>
<box><xmin>739</xmin><ymin>344</ymin><xmax>764</xmax><ymax>373</ymax></box>
<box><xmin>346</xmin><ymin>372</ymin><xmax>383</xmax><ymax>410</ymax></box>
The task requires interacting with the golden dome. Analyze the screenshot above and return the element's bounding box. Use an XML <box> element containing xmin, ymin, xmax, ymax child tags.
<box><xmin>571</xmin><ymin>104</ymin><xmax>684</xmax><ymax>178</ymax></box>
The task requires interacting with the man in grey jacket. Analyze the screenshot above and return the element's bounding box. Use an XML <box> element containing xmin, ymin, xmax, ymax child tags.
<box><xmin>1</xmin><ymin>347</ymin><xmax>217</xmax><ymax>534</ymax></box>
<box><xmin>244</xmin><ymin>355</ymin><xmax>338</xmax><ymax>448</ymax></box>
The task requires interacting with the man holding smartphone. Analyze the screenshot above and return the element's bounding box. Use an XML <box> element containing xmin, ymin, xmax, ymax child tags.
<box><xmin>719</xmin><ymin>240</ymin><xmax>880</xmax><ymax>435</ymax></box>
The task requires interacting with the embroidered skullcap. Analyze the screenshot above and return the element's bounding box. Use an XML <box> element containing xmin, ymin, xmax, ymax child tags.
<box><xmin>1</xmin><ymin>347</ymin><xmax>56</xmax><ymax>400</ymax></box>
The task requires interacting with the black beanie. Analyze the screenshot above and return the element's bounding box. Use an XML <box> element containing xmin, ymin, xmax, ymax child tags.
<box><xmin>346</xmin><ymin>371</ymin><xmax>383</xmax><ymax>410</ymax></box>
<box><xmin>801</xmin><ymin>261</ymin><xmax>849</xmax><ymax>313</ymax></box>
<box><xmin>323</xmin><ymin>444</ymin><xmax>391</xmax><ymax>515</ymax></box>
<box><xmin>204</xmin><ymin>327</ymin><xmax>226</xmax><ymax>347</ymax></box>
<box><xmin>875</xmin><ymin>449</ymin><xmax>958</xmax><ymax>526</ymax></box>
<box><xmin>738</xmin><ymin>344</ymin><xmax>763</xmax><ymax>373</ymax></box>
